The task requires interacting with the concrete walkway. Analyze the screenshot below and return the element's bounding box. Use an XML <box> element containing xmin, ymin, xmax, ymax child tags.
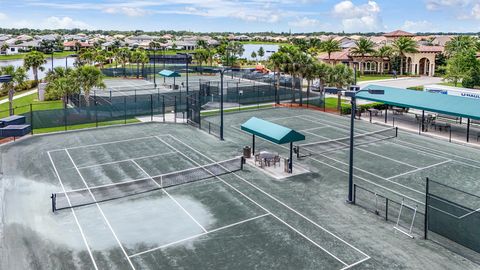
<box><xmin>359</xmin><ymin>76</ymin><xmax>443</xmax><ymax>89</ymax></box>
<box><xmin>0</xmin><ymin>89</ymin><xmax>37</xmax><ymax>105</ymax></box>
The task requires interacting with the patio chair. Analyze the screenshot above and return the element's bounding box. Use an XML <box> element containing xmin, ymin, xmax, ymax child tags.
<box><xmin>273</xmin><ymin>155</ymin><xmax>281</xmax><ymax>167</ymax></box>
<box><xmin>254</xmin><ymin>153</ymin><xmax>263</xmax><ymax>167</ymax></box>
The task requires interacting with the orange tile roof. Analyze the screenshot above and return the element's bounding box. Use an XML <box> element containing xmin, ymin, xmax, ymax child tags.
<box><xmin>384</xmin><ymin>30</ymin><xmax>414</xmax><ymax>37</ymax></box>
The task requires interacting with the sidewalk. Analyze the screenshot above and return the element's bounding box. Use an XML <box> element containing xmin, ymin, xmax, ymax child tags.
<box><xmin>0</xmin><ymin>89</ymin><xmax>37</xmax><ymax>105</ymax></box>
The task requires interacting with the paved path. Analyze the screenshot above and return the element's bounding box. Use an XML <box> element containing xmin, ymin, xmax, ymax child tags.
<box><xmin>359</xmin><ymin>76</ymin><xmax>443</xmax><ymax>89</ymax></box>
<box><xmin>0</xmin><ymin>89</ymin><xmax>37</xmax><ymax>105</ymax></box>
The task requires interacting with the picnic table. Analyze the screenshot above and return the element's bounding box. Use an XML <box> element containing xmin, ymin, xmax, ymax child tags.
<box><xmin>367</xmin><ymin>108</ymin><xmax>382</xmax><ymax>116</ymax></box>
<box><xmin>432</xmin><ymin>121</ymin><xmax>451</xmax><ymax>132</ymax></box>
<box><xmin>255</xmin><ymin>151</ymin><xmax>280</xmax><ymax>168</ymax></box>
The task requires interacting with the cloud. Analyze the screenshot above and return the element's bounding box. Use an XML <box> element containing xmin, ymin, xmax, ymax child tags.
<box><xmin>103</xmin><ymin>7</ymin><xmax>149</xmax><ymax>17</ymax></box>
<box><xmin>44</xmin><ymin>16</ymin><xmax>90</xmax><ymax>29</ymax></box>
<box><xmin>288</xmin><ymin>17</ymin><xmax>319</xmax><ymax>28</ymax></box>
<box><xmin>332</xmin><ymin>1</ymin><xmax>383</xmax><ymax>32</ymax></box>
<box><xmin>401</xmin><ymin>20</ymin><xmax>435</xmax><ymax>32</ymax></box>
<box><xmin>425</xmin><ymin>0</ymin><xmax>470</xmax><ymax>10</ymax></box>
<box><xmin>0</xmin><ymin>12</ymin><xmax>7</xmax><ymax>20</ymax></box>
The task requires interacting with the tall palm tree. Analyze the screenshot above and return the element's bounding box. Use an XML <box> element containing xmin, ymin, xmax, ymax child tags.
<box><xmin>279</xmin><ymin>45</ymin><xmax>300</xmax><ymax>103</ymax></box>
<box><xmin>392</xmin><ymin>37</ymin><xmax>418</xmax><ymax>75</ymax></box>
<box><xmin>295</xmin><ymin>52</ymin><xmax>314</xmax><ymax>106</ymax></box>
<box><xmin>116</xmin><ymin>48</ymin><xmax>131</xmax><ymax>78</ymax></box>
<box><xmin>269</xmin><ymin>51</ymin><xmax>286</xmax><ymax>104</ymax></box>
<box><xmin>320</xmin><ymin>38</ymin><xmax>341</xmax><ymax>62</ymax></box>
<box><xmin>350</xmin><ymin>37</ymin><xmax>375</xmax><ymax>75</ymax></box>
<box><xmin>0</xmin><ymin>65</ymin><xmax>28</xmax><ymax>115</ymax></box>
<box><xmin>314</xmin><ymin>61</ymin><xmax>331</xmax><ymax>95</ymax></box>
<box><xmin>130</xmin><ymin>49</ymin><xmax>143</xmax><ymax>78</ymax></box>
<box><xmin>139</xmin><ymin>51</ymin><xmax>149</xmax><ymax>78</ymax></box>
<box><xmin>23</xmin><ymin>50</ymin><xmax>46</xmax><ymax>86</ymax></box>
<box><xmin>328</xmin><ymin>64</ymin><xmax>354</xmax><ymax>111</ymax></box>
<box><xmin>75</xmin><ymin>65</ymin><xmax>106</xmax><ymax>106</ymax></box>
<box><xmin>45</xmin><ymin>75</ymin><xmax>80</xmax><ymax>102</ymax></box>
<box><xmin>303</xmin><ymin>60</ymin><xmax>317</xmax><ymax>107</ymax></box>
<box><xmin>375</xmin><ymin>45</ymin><xmax>393</xmax><ymax>74</ymax></box>
<box><xmin>194</xmin><ymin>48</ymin><xmax>208</xmax><ymax>73</ymax></box>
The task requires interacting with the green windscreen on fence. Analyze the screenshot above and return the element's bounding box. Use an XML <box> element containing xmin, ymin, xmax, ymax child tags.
<box><xmin>427</xmin><ymin>179</ymin><xmax>480</xmax><ymax>254</ymax></box>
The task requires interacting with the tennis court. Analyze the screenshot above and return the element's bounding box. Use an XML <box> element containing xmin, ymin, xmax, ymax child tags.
<box><xmin>1</xmin><ymin>108</ymin><xmax>479</xmax><ymax>269</ymax></box>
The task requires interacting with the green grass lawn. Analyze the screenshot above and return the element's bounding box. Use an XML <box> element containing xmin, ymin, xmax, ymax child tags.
<box><xmin>357</xmin><ymin>74</ymin><xmax>395</xmax><ymax>82</ymax></box>
<box><xmin>0</xmin><ymin>88</ymin><xmax>36</xmax><ymax>101</ymax></box>
<box><xmin>324</xmin><ymin>97</ymin><xmax>349</xmax><ymax>110</ymax></box>
<box><xmin>0</xmin><ymin>51</ymin><xmax>74</xmax><ymax>60</ymax></box>
<box><xmin>0</xmin><ymin>93</ymin><xmax>63</xmax><ymax>118</ymax></box>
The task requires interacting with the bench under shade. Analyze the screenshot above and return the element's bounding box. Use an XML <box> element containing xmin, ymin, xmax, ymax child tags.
<box><xmin>0</xmin><ymin>115</ymin><xmax>26</xmax><ymax>127</ymax></box>
<box><xmin>0</xmin><ymin>125</ymin><xmax>31</xmax><ymax>138</ymax></box>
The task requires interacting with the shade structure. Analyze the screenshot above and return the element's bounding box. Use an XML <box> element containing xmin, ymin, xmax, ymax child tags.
<box><xmin>158</xmin><ymin>69</ymin><xmax>181</xmax><ymax>78</ymax></box>
<box><xmin>359</xmin><ymin>85</ymin><xmax>480</xmax><ymax>120</ymax></box>
<box><xmin>241</xmin><ymin>117</ymin><xmax>305</xmax><ymax>144</ymax></box>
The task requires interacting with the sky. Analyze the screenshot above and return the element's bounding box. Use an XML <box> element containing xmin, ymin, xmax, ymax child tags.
<box><xmin>0</xmin><ymin>0</ymin><xmax>480</xmax><ymax>33</ymax></box>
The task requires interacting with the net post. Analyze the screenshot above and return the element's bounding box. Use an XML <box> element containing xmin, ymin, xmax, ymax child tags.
<box><xmin>424</xmin><ymin>177</ymin><xmax>429</xmax><ymax>240</ymax></box>
<box><xmin>174</xmin><ymin>96</ymin><xmax>177</xmax><ymax>123</ymax></box>
<box><xmin>240</xmin><ymin>156</ymin><xmax>245</xmax><ymax>170</ymax></box>
<box><xmin>30</xmin><ymin>103</ymin><xmax>34</xmax><ymax>135</ymax></box>
<box><xmin>385</xmin><ymin>198</ymin><xmax>389</xmax><ymax>221</ymax></box>
<box><xmin>124</xmin><ymin>96</ymin><xmax>127</xmax><ymax>124</ymax></box>
<box><xmin>353</xmin><ymin>184</ymin><xmax>356</xmax><ymax>204</ymax></box>
<box><xmin>150</xmin><ymin>94</ymin><xmax>153</xmax><ymax>122</ymax></box>
<box><xmin>51</xmin><ymin>193</ymin><xmax>56</xmax><ymax>212</ymax></box>
<box><xmin>369</xmin><ymin>110</ymin><xmax>372</xmax><ymax>123</ymax></box>
<box><xmin>64</xmin><ymin>100</ymin><xmax>68</xmax><ymax>131</ymax></box>
<box><xmin>95</xmin><ymin>96</ymin><xmax>98</xmax><ymax>128</ymax></box>
<box><xmin>395</xmin><ymin>127</ymin><xmax>399</xmax><ymax>137</ymax></box>
<box><xmin>162</xmin><ymin>96</ymin><xmax>165</xmax><ymax>123</ymax></box>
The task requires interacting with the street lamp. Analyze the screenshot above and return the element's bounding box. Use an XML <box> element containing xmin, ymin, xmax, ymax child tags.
<box><xmin>343</xmin><ymin>86</ymin><xmax>385</xmax><ymax>203</ymax></box>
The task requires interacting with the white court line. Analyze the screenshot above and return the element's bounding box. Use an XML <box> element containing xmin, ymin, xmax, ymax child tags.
<box><xmin>64</xmin><ymin>149</ymin><xmax>136</xmax><ymax>270</ymax></box>
<box><xmin>129</xmin><ymin>159</ymin><xmax>208</xmax><ymax>233</ymax></box>
<box><xmin>129</xmin><ymin>213</ymin><xmax>270</xmax><ymax>258</ymax></box>
<box><xmin>232</xmin><ymin>126</ymin><xmax>425</xmax><ymax>206</ymax></box>
<box><xmin>77</xmin><ymin>151</ymin><xmax>177</xmax><ymax>170</ymax></box>
<box><xmin>300</xmin><ymin>114</ymin><xmax>480</xmax><ymax>169</ymax></box>
<box><xmin>51</xmin><ymin>134</ymin><xmax>171</xmax><ymax>152</ymax></box>
<box><xmin>386</xmin><ymin>160</ymin><xmax>452</xmax><ymax>180</ymax></box>
<box><xmin>47</xmin><ymin>151</ymin><xmax>99</xmax><ymax>270</ymax></box>
<box><xmin>234</xmin><ymin>125</ymin><xmax>424</xmax><ymax>197</ymax></box>
<box><xmin>302</xmin><ymin>129</ymin><xmax>419</xmax><ymax>169</ymax></box>
<box><xmin>164</xmin><ymin>135</ymin><xmax>370</xmax><ymax>267</ymax></box>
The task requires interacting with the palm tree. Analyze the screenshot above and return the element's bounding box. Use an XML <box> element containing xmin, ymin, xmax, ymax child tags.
<box><xmin>116</xmin><ymin>48</ymin><xmax>131</xmax><ymax>78</ymax></box>
<box><xmin>303</xmin><ymin>60</ymin><xmax>317</xmax><ymax>107</ymax></box>
<box><xmin>444</xmin><ymin>36</ymin><xmax>477</xmax><ymax>57</ymax></box>
<box><xmin>295</xmin><ymin>52</ymin><xmax>313</xmax><ymax>106</ymax></box>
<box><xmin>269</xmin><ymin>51</ymin><xmax>286</xmax><ymax>104</ymax></box>
<box><xmin>94</xmin><ymin>51</ymin><xmax>107</xmax><ymax>69</ymax></box>
<box><xmin>23</xmin><ymin>50</ymin><xmax>46</xmax><ymax>86</ymax></box>
<box><xmin>139</xmin><ymin>51</ymin><xmax>149</xmax><ymax>78</ymax></box>
<box><xmin>278</xmin><ymin>45</ymin><xmax>300</xmax><ymax>103</ymax></box>
<box><xmin>130</xmin><ymin>49</ymin><xmax>143</xmax><ymax>78</ymax></box>
<box><xmin>45</xmin><ymin>75</ymin><xmax>80</xmax><ymax>102</ymax></box>
<box><xmin>75</xmin><ymin>65</ymin><xmax>106</xmax><ymax>106</ymax></box>
<box><xmin>45</xmin><ymin>66</ymin><xmax>73</xmax><ymax>83</ymax></box>
<box><xmin>194</xmin><ymin>48</ymin><xmax>208</xmax><ymax>73</ymax></box>
<box><xmin>375</xmin><ymin>45</ymin><xmax>393</xmax><ymax>74</ymax></box>
<box><xmin>1</xmin><ymin>43</ymin><xmax>9</xmax><ymax>54</ymax></box>
<box><xmin>350</xmin><ymin>37</ymin><xmax>375</xmax><ymax>75</ymax></box>
<box><xmin>314</xmin><ymin>61</ymin><xmax>331</xmax><ymax>95</ymax></box>
<box><xmin>0</xmin><ymin>65</ymin><xmax>28</xmax><ymax>115</ymax></box>
<box><xmin>258</xmin><ymin>47</ymin><xmax>265</xmax><ymax>61</ymax></box>
<box><xmin>320</xmin><ymin>38</ymin><xmax>341</xmax><ymax>62</ymax></box>
<box><xmin>392</xmin><ymin>37</ymin><xmax>418</xmax><ymax>75</ymax></box>
<box><xmin>328</xmin><ymin>64</ymin><xmax>354</xmax><ymax>111</ymax></box>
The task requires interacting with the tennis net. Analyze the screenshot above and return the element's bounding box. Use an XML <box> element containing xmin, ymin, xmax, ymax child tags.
<box><xmin>51</xmin><ymin>156</ymin><xmax>244</xmax><ymax>212</ymax></box>
<box><xmin>296</xmin><ymin>127</ymin><xmax>398</xmax><ymax>157</ymax></box>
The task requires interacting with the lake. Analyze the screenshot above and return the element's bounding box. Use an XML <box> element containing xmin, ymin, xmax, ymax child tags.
<box><xmin>0</xmin><ymin>57</ymin><xmax>77</xmax><ymax>80</ymax></box>
<box><xmin>239</xmin><ymin>44</ymin><xmax>279</xmax><ymax>61</ymax></box>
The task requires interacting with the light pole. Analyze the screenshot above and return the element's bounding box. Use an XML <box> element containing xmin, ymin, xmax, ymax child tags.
<box><xmin>163</xmin><ymin>47</ymin><xmax>166</xmax><ymax>84</ymax></box>
<box><xmin>344</xmin><ymin>86</ymin><xmax>385</xmax><ymax>203</ymax></box>
<box><xmin>153</xmin><ymin>46</ymin><xmax>157</xmax><ymax>87</ymax></box>
<box><xmin>220</xmin><ymin>67</ymin><xmax>225</xmax><ymax>140</ymax></box>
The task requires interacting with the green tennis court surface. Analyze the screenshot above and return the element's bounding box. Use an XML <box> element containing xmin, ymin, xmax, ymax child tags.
<box><xmin>1</xmin><ymin>107</ymin><xmax>479</xmax><ymax>269</ymax></box>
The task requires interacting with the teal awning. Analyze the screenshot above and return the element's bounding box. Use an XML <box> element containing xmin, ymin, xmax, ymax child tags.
<box><xmin>359</xmin><ymin>85</ymin><xmax>480</xmax><ymax>120</ymax></box>
<box><xmin>241</xmin><ymin>117</ymin><xmax>305</xmax><ymax>144</ymax></box>
<box><xmin>158</xmin><ymin>70</ymin><xmax>181</xmax><ymax>77</ymax></box>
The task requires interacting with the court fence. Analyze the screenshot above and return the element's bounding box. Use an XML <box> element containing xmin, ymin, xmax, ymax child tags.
<box><xmin>425</xmin><ymin>178</ymin><xmax>480</xmax><ymax>263</ymax></box>
<box><xmin>353</xmin><ymin>184</ymin><xmax>425</xmax><ymax>237</ymax></box>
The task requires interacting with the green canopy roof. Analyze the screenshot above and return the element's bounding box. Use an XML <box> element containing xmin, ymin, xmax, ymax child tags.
<box><xmin>158</xmin><ymin>70</ymin><xmax>181</xmax><ymax>77</ymax></box>
<box><xmin>359</xmin><ymin>85</ymin><xmax>480</xmax><ymax>120</ymax></box>
<box><xmin>241</xmin><ymin>117</ymin><xmax>305</xmax><ymax>144</ymax></box>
